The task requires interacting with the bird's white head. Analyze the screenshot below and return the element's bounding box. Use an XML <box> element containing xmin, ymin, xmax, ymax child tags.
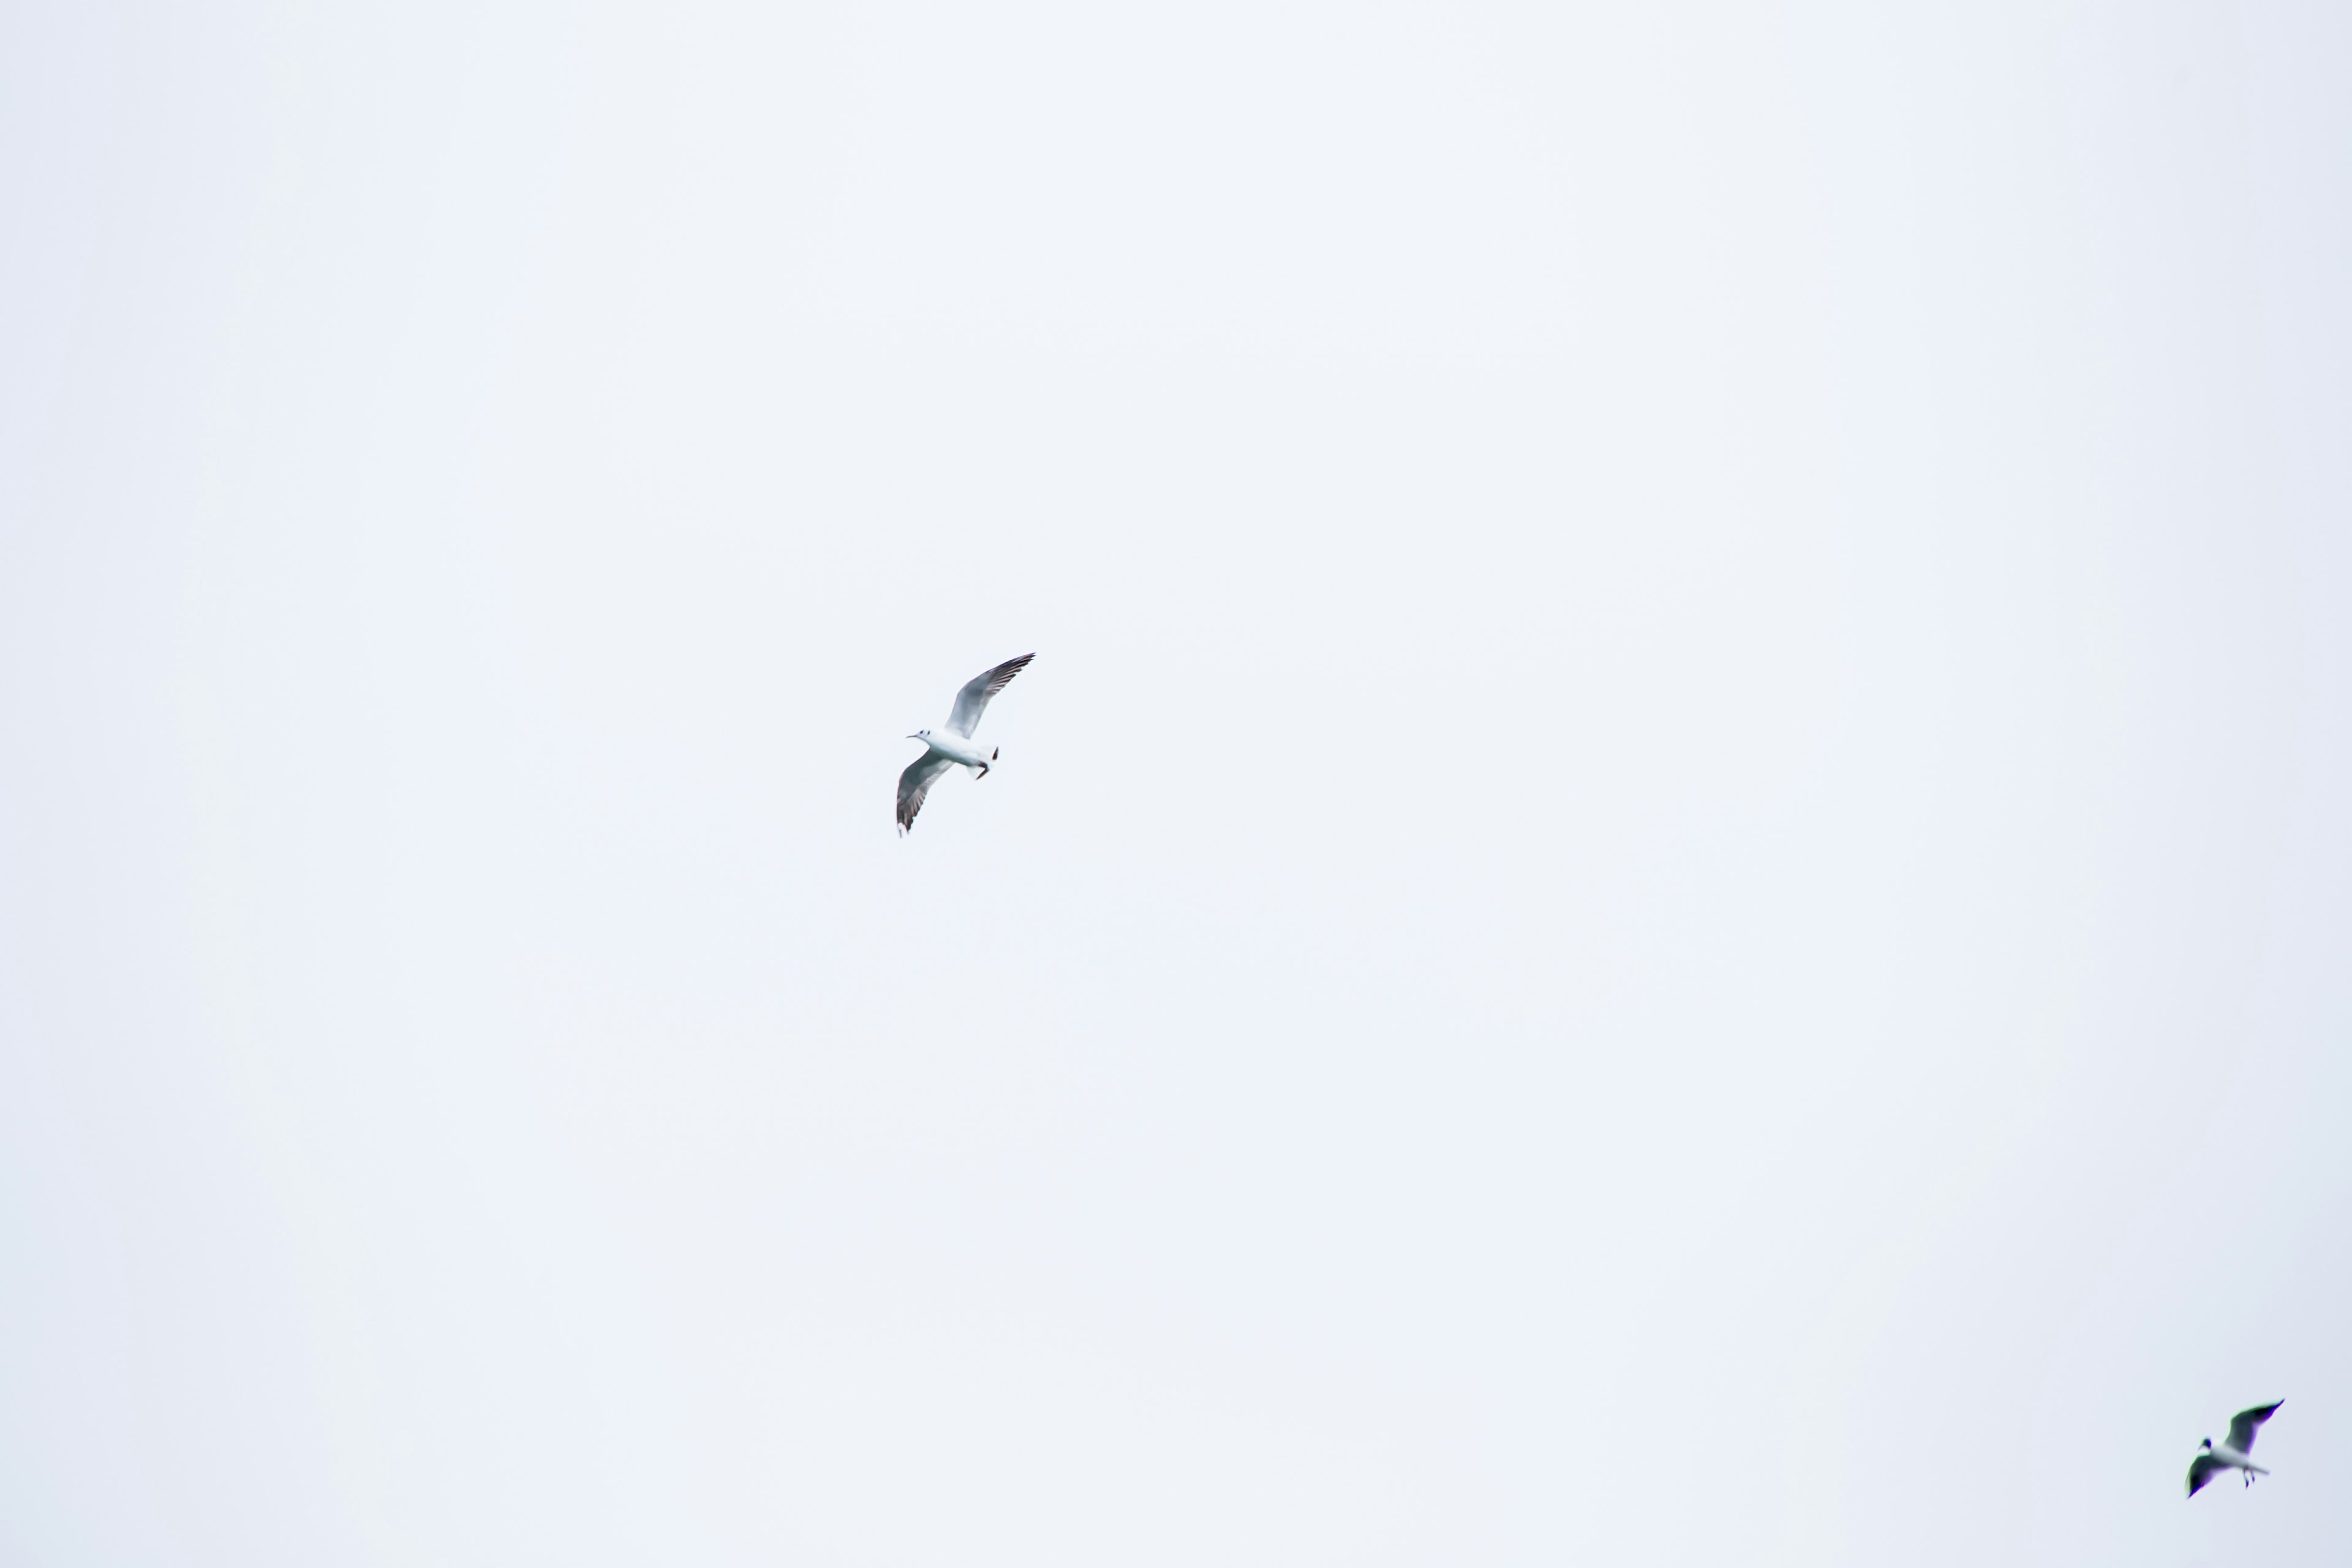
<box><xmin>910</xmin><ymin>729</ymin><xmax>932</xmax><ymax>742</ymax></box>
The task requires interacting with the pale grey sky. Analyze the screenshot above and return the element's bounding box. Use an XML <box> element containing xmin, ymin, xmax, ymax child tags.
<box><xmin>2</xmin><ymin>1</ymin><xmax>2348</xmax><ymax>1564</ymax></box>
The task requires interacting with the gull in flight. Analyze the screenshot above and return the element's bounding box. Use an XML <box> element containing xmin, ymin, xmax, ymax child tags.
<box><xmin>2187</xmin><ymin>1401</ymin><xmax>2283</xmax><ymax>1496</ymax></box>
<box><xmin>897</xmin><ymin>654</ymin><xmax>1033</xmax><ymax>835</ymax></box>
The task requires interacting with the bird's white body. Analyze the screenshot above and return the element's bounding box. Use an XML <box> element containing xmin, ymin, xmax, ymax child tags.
<box><xmin>912</xmin><ymin>729</ymin><xmax>992</xmax><ymax>771</ymax></box>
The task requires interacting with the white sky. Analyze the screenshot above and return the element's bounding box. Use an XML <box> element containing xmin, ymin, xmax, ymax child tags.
<box><xmin>2</xmin><ymin>1</ymin><xmax>2348</xmax><ymax>1563</ymax></box>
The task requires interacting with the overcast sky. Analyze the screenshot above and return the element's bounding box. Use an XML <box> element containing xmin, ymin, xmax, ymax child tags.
<box><xmin>3</xmin><ymin>1</ymin><xmax>2350</xmax><ymax>1563</ymax></box>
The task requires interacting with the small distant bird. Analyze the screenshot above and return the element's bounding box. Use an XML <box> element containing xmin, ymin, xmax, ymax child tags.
<box><xmin>897</xmin><ymin>654</ymin><xmax>1033</xmax><ymax>835</ymax></box>
<box><xmin>2187</xmin><ymin>1401</ymin><xmax>2283</xmax><ymax>1496</ymax></box>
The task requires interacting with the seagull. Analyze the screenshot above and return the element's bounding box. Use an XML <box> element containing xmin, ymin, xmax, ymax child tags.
<box><xmin>2187</xmin><ymin>1401</ymin><xmax>2283</xmax><ymax>1496</ymax></box>
<box><xmin>897</xmin><ymin>654</ymin><xmax>1033</xmax><ymax>835</ymax></box>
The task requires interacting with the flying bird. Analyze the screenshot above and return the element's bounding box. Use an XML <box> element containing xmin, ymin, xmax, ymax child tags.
<box><xmin>2187</xmin><ymin>1401</ymin><xmax>2283</xmax><ymax>1496</ymax></box>
<box><xmin>897</xmin><ymin>654</ymin><xmax>1033</xmax><ymax>835</ymax></box>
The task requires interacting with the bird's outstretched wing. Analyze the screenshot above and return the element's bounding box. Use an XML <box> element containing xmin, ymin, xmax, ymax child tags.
<box><xmin>2227</xmin><ymin>1402</ymin><xmax>2283</xmax><ymax>1455</ymax></box>
<box><xmin>897</xmin><ymin>753</ymin><xmax>953</xmax><ymax>835</ymax></box>
<box><xmin>2185</xmin><ymin>1453</ymin><xmax>2222</xmax><ymax>1498</ymax></box>
<box><xmin>945</xmin><ymin>654</ymin><xmax>1033</xmax><ymax>738</ymax></box>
